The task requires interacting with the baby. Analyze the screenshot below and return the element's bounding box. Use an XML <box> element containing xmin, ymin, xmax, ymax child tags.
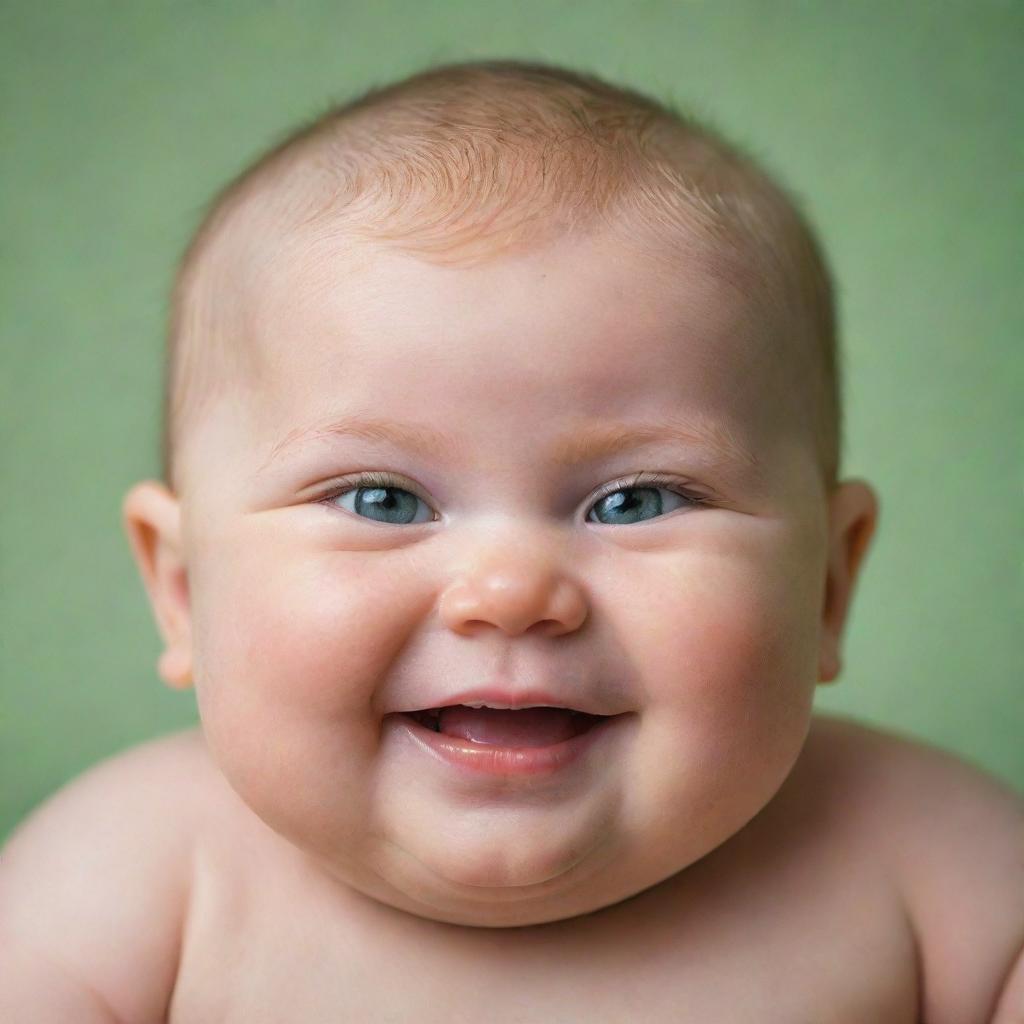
<box><xmin>2</xmin><ymin>59</ymin><xmax>1022</xmax><ymax>1022</ymax></box>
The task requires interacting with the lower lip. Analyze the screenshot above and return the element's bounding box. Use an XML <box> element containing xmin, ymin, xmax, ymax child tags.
<box><xmin>390</xmin><ymin>713</ymin><xmax>628</xmax><ymax>777</ymax></box>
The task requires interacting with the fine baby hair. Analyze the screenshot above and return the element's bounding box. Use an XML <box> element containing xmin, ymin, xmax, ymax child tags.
<box><xmin>164</xmin><ymin>58</ymin><xmax>839</xmax><ymax>497</ymax></box>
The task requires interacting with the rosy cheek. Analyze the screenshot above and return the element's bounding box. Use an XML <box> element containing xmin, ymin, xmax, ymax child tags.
<box><xmin>628</xmin><ymin>546</ymin><xmax>817</xmax><ymax>717</ymax></box>
<box><xmin>195</xmin><ymin>535</ymin><xmax>423</xmax><ymax>715</ymax></box>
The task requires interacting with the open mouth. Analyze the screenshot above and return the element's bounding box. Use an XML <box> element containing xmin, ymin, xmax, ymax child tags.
<box><xmin>400</xmin><ymin>705</ymin><xmax>608</xmax><ymax>748</ymax></box>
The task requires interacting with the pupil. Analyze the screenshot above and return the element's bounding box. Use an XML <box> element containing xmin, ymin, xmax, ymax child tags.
<box><xmin>595</xmin><ymin>487</ymin><xmax>662</xmax><ymax>524</ymax></box>
<box><xmin>355</xmin><ymin>486</ymin><xmax>419</xmax><ymax>524</ymax></box>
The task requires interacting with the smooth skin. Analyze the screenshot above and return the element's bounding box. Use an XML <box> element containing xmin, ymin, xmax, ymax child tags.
<box><xmin>2</xmin><ymin>226</ymin><xmax>1022</xmax><ymax>1021</ymax></box>
<box><xmin>129</xmin><ymin>225</ymin><xmax>870</xmax><ymax>925</ymax></box>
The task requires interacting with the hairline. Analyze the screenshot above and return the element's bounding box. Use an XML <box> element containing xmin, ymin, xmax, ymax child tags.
<box><xmin>162</xmin><ymin>60</ymin><xmax>841</xmax><ymax>494</ymax></box>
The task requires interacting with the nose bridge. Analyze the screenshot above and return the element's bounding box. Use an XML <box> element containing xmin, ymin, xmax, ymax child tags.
<box><xmin>438</xmin><ymin>519</ymin><xmax>588</xmax><ymax>637</ymax></box>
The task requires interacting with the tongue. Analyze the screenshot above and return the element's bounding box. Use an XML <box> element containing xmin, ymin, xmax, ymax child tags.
<box><xmin>436</xmin><ymin>706</ymin><xmax>580</xmax><ymax>747</ymax></box>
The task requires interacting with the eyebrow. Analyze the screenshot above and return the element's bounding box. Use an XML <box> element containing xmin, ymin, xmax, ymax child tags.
<box><xmin>262</xmin><ymin>412</ymin><xmax>760</xmax><ymax>475</ymax></box>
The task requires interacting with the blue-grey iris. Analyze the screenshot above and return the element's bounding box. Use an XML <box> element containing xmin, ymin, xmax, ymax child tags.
<box><xmin>589</xmin><ymin>487</ymin><xmax>664</xmax><ymax>525</ymax></box>
<box><xmin>354</xmin><ymin>486</ymin><xmax>421</xmax><ymax>524</ymax></box>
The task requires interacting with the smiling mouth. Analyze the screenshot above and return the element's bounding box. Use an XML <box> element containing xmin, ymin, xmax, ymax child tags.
<box><xmin>400</xmin><ymin>706</ymin><xmax>607</xmax><ymax>748</ymax></box>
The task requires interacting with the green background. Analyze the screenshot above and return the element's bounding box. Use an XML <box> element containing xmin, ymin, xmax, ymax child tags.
<box><xmin>2</xmin><ymin>2</ymin><xmax>1021</xmax><ymax>841</ymax></box>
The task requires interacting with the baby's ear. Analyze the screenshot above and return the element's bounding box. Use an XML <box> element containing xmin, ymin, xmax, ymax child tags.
<box><xmin>121</xmin><ymin>481</ymin><xmax>193</xmax><ymax>690</ymax></box>
<box><xmin>817</xmin><ymin>479</ymin><xmax>879</xmax><ymax>684</ymax></box>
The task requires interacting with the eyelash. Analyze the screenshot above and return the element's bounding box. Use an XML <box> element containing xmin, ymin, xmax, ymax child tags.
<box><xmin>316</xmin><ymin>471</ymin><xmax>711</xmax><ymax>521</ymax></box>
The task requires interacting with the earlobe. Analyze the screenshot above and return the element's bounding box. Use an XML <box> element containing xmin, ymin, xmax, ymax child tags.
<box><xmin>121</xmin><ymin>481</ymin><xmax>194</xmax><ymax>690</ymax></box>
<box><xmin>817</xmin><ymin>479</ymin><xmax>880</xmax><ymax>684</ymax></box>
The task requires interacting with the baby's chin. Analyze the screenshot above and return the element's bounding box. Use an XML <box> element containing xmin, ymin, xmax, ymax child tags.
<box><xmin>199</xmin><ymin>739</ymin><xmax>691</xmax><ymax>926</ymax></box>
<box><xmin>312</xmin><ymin>850</ymin><xmax>654</xmax><ymax>929</ymax></box>
<box><xmin>290</xmin><ymin>804</ymin><xmax>752</xmax><ymax>929</ymax></box>
<box><xmin>221</xmin><ymin>760</ymin><xmax>799</xmax><ymax>928</ymax></box>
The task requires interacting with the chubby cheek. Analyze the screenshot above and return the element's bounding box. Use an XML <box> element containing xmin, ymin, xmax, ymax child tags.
<box><xmin>186</xmin><ymin>519</ymin><xmax>420</xmax><ymax>840</ymax></box>
<box><xmin>606</xmin><ymin>518</ymin><xmax>823</xmax><ymax>828</ymax></box>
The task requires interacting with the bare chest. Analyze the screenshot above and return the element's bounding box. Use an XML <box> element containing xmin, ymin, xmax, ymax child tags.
<box><xmin>167</xmin><ymin>832</ymin><xmax>919</xmax><ymax>1023</ymax></box>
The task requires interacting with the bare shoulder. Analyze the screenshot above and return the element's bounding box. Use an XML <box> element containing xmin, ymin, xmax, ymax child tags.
<box><xmin>2</xmin><ymin>725</ymin><xmax>214</xmax><ymax>860</ymax></box>
<box><xmin>0</xmin><ymin>725</ymin><xmax>211</xmax><ymax>1023</ymax></box>
<box><xmin>803</xmin><ymin>713</ymin><xmax>1024</xmax><ymax>1023</ymax></box>
<box><xmin>802</xmin><ymin>712</ymin><xmax>1024</xmax><ymax>847</ymax></box>
<box><xmin>803</xmin><ymin>711</ymin><xmax>1021</xmax><ymax>804</ymax></box>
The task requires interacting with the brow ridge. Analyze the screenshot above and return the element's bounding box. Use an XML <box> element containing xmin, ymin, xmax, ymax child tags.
<box><xmin>263</xmin><ymin>413</ymin><xmax>759</xmax><ymax>471</ymax></box>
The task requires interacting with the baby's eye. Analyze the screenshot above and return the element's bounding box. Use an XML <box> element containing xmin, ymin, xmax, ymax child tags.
<box><xmin>321</xmin><ymin>472</ymin><xmax>707</xmax><ymax>526</ymax></box>
<box><xmin>585</xmin><ymin>480</ymin><xmax>701</xmax><ymax>525</ymax></box>
<box><xmin>326</xmin><ymin>476</ymin><xmax>435</xmax><ymax>525</ymax></box>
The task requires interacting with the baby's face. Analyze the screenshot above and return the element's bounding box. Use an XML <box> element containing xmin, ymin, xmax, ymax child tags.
<box><xmin>176</xmin><ymin>225</ymin><xmax>832</xmax><ymax>927</ymax></box>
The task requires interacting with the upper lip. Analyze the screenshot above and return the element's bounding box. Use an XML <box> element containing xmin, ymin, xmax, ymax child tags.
<box><xmin>396</xmin><ymin>685</ymin><xmax>611</xmax><ymax>716</ymax></box>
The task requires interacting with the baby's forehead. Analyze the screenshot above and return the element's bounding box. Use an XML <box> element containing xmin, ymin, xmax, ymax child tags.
<box><xmin>175</xmin><ymin>135</ymin><xmax>829</xmax><ymax>474</ymax></box>
<box><xmin>234</xmin><ymin>234</ymin><xmax>792</xmax><ymax>463</ymax></box>
<box><xmin>245</xmin><ymin>223</ymin><xmax>763</xmax><ymax>372</ymax></box>
<box><xmin>220</xmin><ymin>218</ymin><xmax>782</xmax><ymax>425</ymax></box>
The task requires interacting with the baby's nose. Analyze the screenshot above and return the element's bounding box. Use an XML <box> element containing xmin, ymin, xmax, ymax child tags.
<box><xmin>438</xmin><ymin>549</ymin><xmax>588</xmax><ymax>638</ymax></box>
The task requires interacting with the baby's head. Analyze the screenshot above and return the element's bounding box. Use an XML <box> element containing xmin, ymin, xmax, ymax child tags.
<box><xmin>124</xmin><ymin>60</ymin><xmax>878</xmax><ymax>927</ymax></box>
